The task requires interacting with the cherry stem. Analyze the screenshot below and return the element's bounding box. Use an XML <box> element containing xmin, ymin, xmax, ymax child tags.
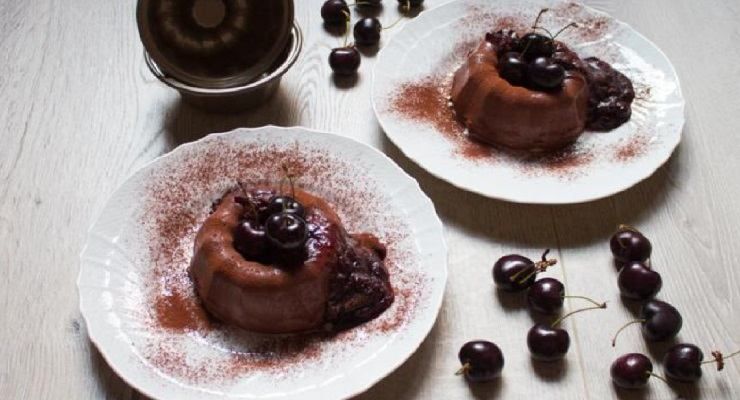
<box><xmin>342</xmin><ymin>10</ymin><xmax>351</xmax><ymax>47</ymax></box>
<box><xmin>513</xmin><ymin>249</ymin><xmax>558</xmax><ymax>284</ymax></box>
<box><xmin>611</xmin><ymin>319</ymin><xmax>646</xmax><ymax>347</ymax></box>
<box><xmin>384</xmin><ymin>13</ymin><xmax>405</xmax><ymax>30</ymax></box>
<box><xmin>563</xmin><ymin>295</ymin><xmax>603</xmax><ymax>308</ymax></box>
<box><xmin>280</xmin><ymin>163</ymin><xmax>297</xmax><ymax>199</ymax></box>
<box><xmin>551</xmin><ymin>22</ymin><xmax>578</xmax><ymax>40</ymax></box>
<box><xmin>533</xmin><ymin>26</ymin><xmax>555</xmax><ymax>40</ymax></box>
<box><xmin>647</xmin><ymin>371</ymin><xmax>670</xmax><ymax>385</ymax></box>
<box><xmin>551</xmin><ymin>303</ymin><xmax>606</xmax><ymax>328</ymax></box>
<box><xmin>455</xmin><ymin>362</ymin><xmax>470</xmax><ymax>376</ymax></box>
<box><xmin>702</xmin><ymin>350</ymin><xmax>740</xmax><ymax>371</ymax></box>
<box><xmin>236</xmin><ymin>182</ymin><xmax>258</xmax><ymax>219</ymax></box>
<box><xmin>532</xmin><ymin>8</ymin><xmax>549</xmax><ymax>30</ymax></box>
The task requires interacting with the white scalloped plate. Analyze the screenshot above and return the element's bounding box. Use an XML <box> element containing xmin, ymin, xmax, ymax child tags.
<box><xmin>78</xmin><ymin>126</ymin><xmax>447</xmax><ymax>400</ymax></box>
<box><xmin>373</xmin><ymin>0</ymin><xmax>684</xmax><ymax>204</ymax></box>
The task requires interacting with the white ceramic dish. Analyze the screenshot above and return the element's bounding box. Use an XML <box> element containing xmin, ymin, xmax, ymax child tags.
<box><xmin>373</xmin><ymin>0</ymin><xmax>684</xmax><ymax>204</ymax></box>
<box><xmin>78</xmin><ymin>126</ymin><xmax>447</xmax><ymax>400</ymax></box>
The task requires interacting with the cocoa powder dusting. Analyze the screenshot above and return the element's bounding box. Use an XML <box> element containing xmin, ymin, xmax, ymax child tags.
<box><xmin>136</xmin><ymin>139</ymin><xmax>426</xmax><ymax>383</ymax></box>
<box><xmin>614</xmin><ymin>134</ymin><xmax>649</xmax><ymax>162</ymax></box>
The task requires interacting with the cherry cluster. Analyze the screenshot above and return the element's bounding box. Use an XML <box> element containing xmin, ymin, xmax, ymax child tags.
<box><xmin>608</xmin><ymin>226</ymin><xmax>738</xmax><ymax>389</ymax></box>
<box><xmin>321</xmin><ymin>0</ymin><xmax>424</xmax><ymax>76</ymax></box>
<box><xmin>232</xmin><ymin>174</ymin><xmax>310</xmax><ymax>266</ymax></box>
<box><xmin>488</xmin><ymin>9</ymin><xmax>577</xmax><ymax>91</ymax></box>
<box><xmin>456</xmin><ymin>250</ymin><xmax>607</xmax><ymax>382</ymax></box>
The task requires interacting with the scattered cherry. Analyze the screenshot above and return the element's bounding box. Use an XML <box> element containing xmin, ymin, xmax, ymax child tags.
<box><xmin>610</xmin><ymin>353</ymin><xmax>656</xmax><ymax>389</ymax></box>
<box><xmin>457</xmin><ymin>340</ymin><xmax>504</xmax><ymax>382</ymax></box>
<box><xmin>264</xmin><ymin>212</ymin><xmax>309</xmax><ymax>252</ymax></box>
<box><xmin>526</xmin><ymin>300</ymin><xmax>606</xmax><ymax>361</ymax></box>
<box><xmin>640</xmin><ymin>299</ymin><xmax>682</xmax><ymax>341</ymax></box>
<box><xmin>233</xmin><ymin>220</ymin><xmax>267</xmax><ymax>260</ymax></box>
<box><xmin>610</xmin><ymin>225</ymin><xmax>652</xmax><ymax>264</ymax></box>
<box><xmin>527</xmin><ymin>323</ymin><xmax>570</xmax><ymax>362</ymax></box>
<box><xmin>354</xmin><ymin>17</ymin><xmax>382</xmax><ymax>46</ymax></box>
<box><xmin>329</xmin><ymin>47</ymin><xmax>361</xmax><ymax>75</ymax></box>
<box><xmin>498</xmin><ymin>52</ymin><xmax>527</xmax><ymax>86</ymax></box>
<box><xmin>321</xmin><ymin>0</ymin><xmax>350</xmax><ymax>25</ymax></box>
<box><xmin>617</xmin><ymin>261</ymin><xmax>662</xmax><ymax>300</ymax></box>
<box><xmin>526</xmin><ymin>277</ymin><xmax>564</xmax><ymax>314</ymax></box>
<box><xmin>266</xmin><ymin>195</ymin><xmax>305</xmax><ymax>218</ymax></box>
<box><xmin>612</xmin><ymin>299</ymin><xmax>682</xmax><ymax>346</ymax></box>
<box><xmin>527</xmin><ymin>56</ymin><xmax>565</xmax><ymax>90</ymax></box>
<box><xmin>398</xmin><ymin>0</ymin><xmax>424</xmax><ymax>8</ymax></box>
<box><xmin>663</xmin><ymin>343</ymin><xmax>704</xmax><ymax>382</ymax></box>
<box><xmin>492</xmin><ymin>249</ymin><xmax>557</xmax><ymax>292</ymax></box>
<box><xmin>663</xmin><ymin>344</ymin><xmax>738</xmax><ymax>382</ymax></box>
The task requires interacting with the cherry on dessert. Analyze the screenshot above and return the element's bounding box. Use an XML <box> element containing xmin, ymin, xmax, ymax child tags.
<box><xmin>526</xmin><ymin>277</ymin><xmax>564</xmax><ymax>314</ymax></box>
<box><xmin>266</xmin><ymin>195</ymin><xmax>305</xmax><ymax>218</ymax></box>
<box><xmin>354</xmin><ymin>17</ymin><xmax>382</xmax><ymax>46</ymax></box>
<box><xmin>610</xmin><ymin>225</ymin><xmax>652</xmax><ymax>264</ymax></box>
<box><xmin>518</xmin><ymin>33</ymin><xmax>554</xmax><ymax>60</ymax></box>
<box><xmin>265</xmin><ymin>212</ymin><xmax>309</xmax><ymax>251</ymax></box>
<box><xmin>498</xmin><ymin>52</ymin><xmax>527</xmax><ymax>86</ymax></box>
<box><xmin>610</xmin><ymin>353</ymin><xmax>654</xmax><ymax>389</ymax></box>
<box><xmin>321</xmin><ymin>0</ymin><xmax>350</xmax><ymax>25</ymax></box>
<box><xmin>527</xmin><ymin>57</ymin><xmax>565</xmax><ymax>90</ymax></box>
<box><xmin>617</xmin><ymin>261</ymin><xmax>662</xmax><ymax>300</ymax></box>
<box><xmin>492</xmin><ymin>249</ymin><xmax>557</xmax><ymax>292</ymax></box>
<box><xmin>611</xmin><ymin>299</ymin><xmax>682</xmax><ymax>346</ymax></box>
<box><xmin>527</xmin><ymin>323</ymin><xmax>570</xmax><ymax>361</ymax></box>
<box><xmin>457</xmin><ymin>340</ymin><xmax>504</xmax><ymax>382</ymax></box>
<box><xmin>234</xmin><ymin>220</ymin><xmax>267</xmax><ymax>260</ymax></box>
<box><xmin>329</xmin><ymin>47</ymin><xmax>361</xmax><ymax>75</ymax></box>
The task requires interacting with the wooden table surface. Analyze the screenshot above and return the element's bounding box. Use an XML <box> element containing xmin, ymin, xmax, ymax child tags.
<box><xmin>2</xmin><ymin>0</ymin><xmax>739</xmax><ymax>399</ymax></box>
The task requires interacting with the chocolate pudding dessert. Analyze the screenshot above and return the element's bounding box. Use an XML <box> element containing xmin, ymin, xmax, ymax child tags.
<box><xmin>189</xmin><ymin>184</ymin><xmax>394</xmax><ymax>334</ymax></box>
<box><xmin>451</xmin><ymin>9</ymin><xmax>635</xmax><ymax>154</ymax></box>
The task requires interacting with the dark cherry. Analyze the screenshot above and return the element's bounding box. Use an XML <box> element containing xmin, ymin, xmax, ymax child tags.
<box><xmin>518</xmin><ymin>33</ymin><xmax>554</xmax><ymax>60</ymax></box>
<box><xmin>527</xmin><ymin>277</ymin><xmax>564</xmax><ymax>314</ymax></box>
<box><xmin>354</xmin><ymin>18</ymin><xmax>382</xmax><ymax>46</ymax></box>
<box><xmin>358</xmin><ymin>0</ymin><xmax>382</xmax><ymax>6</ymax></box>
<box><xmin>457</xmin><ymin>340</ymin><xmax>504</xmax><ymax>382</ymax></box>
<box><xmin>610</xmin><ymin>353</ymin><xmax>653</xmax><ymax>389</ymax></box>
<box><xmin>663</xmin><ymin>343</ymin><xmax>703</xmax><ymax>382</ymax></box>
<box><xmin>527</xmin><ymin>323</ymin><xmax>570</xmax><ymax>361</ymax></box>
<box><xmin>640</xmin><ymin>300</ymin><xmax>682</xmax><ymax>341</ymax></box>
<box><xmin>321</xmin><ymin>0</ymin><xmax>350</xmax><ymax>25</ymax></box>
<box><xmin>329</xmin><ymin>47</ymin><xmax>361</xmax><ymax>75</ymax></box>
<box><xmin>492</xmin><ymin>250</ymin><xmax>556</xmax><ymax>292</ymax></box>
<box><xmin>264</xmin><ymin>212</ymin><xmax>309</xmax><ymax>251</ymax></box>
<box><xmin>527</xmin><ymin>57</ymin><xmax>565</xmax><ymax>90</ymax></box>
<box><xmin>617</xmin><ymin>262</ymin><xmax>662</xmax><ymax>300</ymax></box>
<box><xmin>233</xmin><ymin>220</ymin><xmax>266</xmax><ymax>260</ymax></box>
<box><xmin>498</xmin><ymin>52</ymin><xmax>527</xmax><ymax>86</ymax></box>
<box><xmin>398</xmin><ymin>0</ymin><xmax>424</xmax><ymax>8</ymax></box>
<box><xmin>610</xmin><ymin>225</ymin><xmax>652</xmax><ymax>264</ymax></box>
<box><xmin>266</xmin><ymin>196</ymin><xmax>305</xmax><ymax>218</ymax></box>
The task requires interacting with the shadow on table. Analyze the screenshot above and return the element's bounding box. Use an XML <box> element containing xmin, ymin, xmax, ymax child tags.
<box><xmin>379</xmin><ymin>126</ymin><xmax>681</xmax><ymax>249</ymax></box>
<box><xmin>162</xmin><ymin>87</ymin><xmax>299</xmax><ymax>147</ymax></box>
<box><xmin>89</xmin><ymin>341</ymin><xmax>151</xmax><ymax>400</ymax></box>
<box><xmin>352</xmin><ymin>320</ymin><xmax>445</xmax><ymax>400</ymax></box>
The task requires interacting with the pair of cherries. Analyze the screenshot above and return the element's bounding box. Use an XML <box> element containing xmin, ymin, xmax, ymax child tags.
<box><xmin>233</xmin><ymin>192</ymin><xmax>309</xmax><ymax>264</ymax></box>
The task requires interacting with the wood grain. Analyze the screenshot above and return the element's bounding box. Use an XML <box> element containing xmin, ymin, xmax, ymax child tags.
<box><xmin>1</xmin><ymin>0</ymin><xmax>739</xmax><ymax>399</ymax></box>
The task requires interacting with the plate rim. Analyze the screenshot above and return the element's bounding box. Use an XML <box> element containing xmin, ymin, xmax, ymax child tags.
<box><xmin>372</xmin><ymin>0</ymin><xmax>685</xmax><ymax>205</ymax></box>
<box><xmin>77</xmin><ymin>125</ymin><xmax>448</xmax><ymax>400</ymax></box>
